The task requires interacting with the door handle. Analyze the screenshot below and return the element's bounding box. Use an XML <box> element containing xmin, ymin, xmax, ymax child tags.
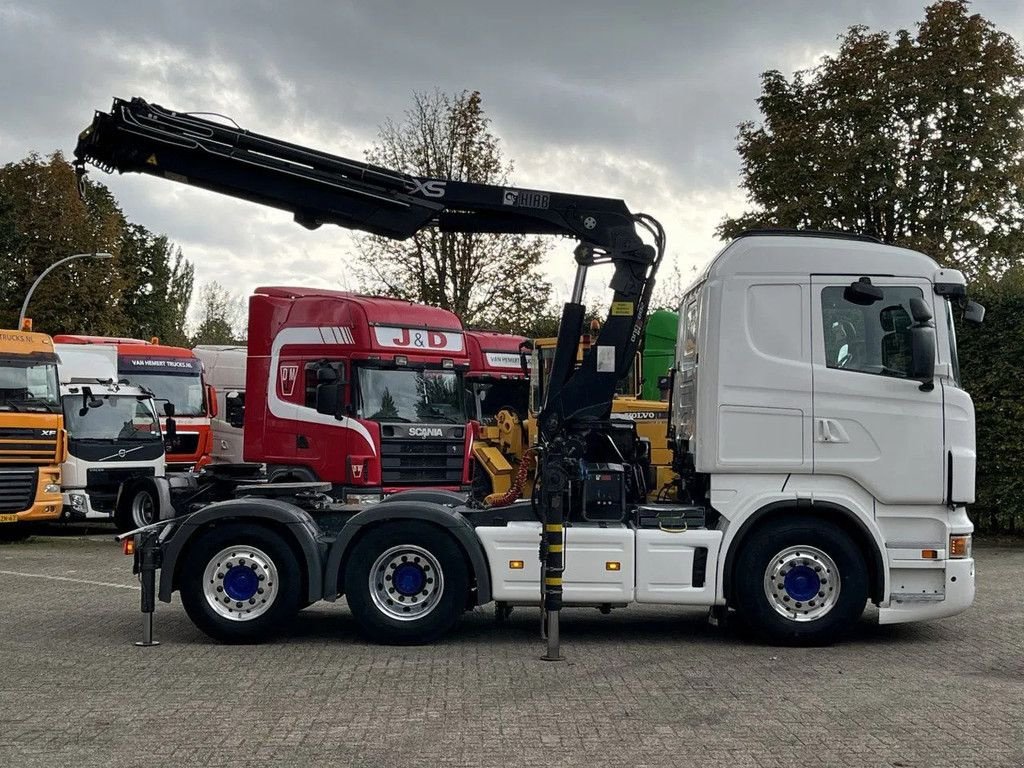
<box><xmin>815</xmin><ymin>418</ymin><xmax>849</xmax><ymax>444</ymax></box>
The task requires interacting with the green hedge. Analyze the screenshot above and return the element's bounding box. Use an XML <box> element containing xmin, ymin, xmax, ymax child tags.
<box><xmin>957</xmin><ymin>268</ymin><xmax>1024</xmax><ymax>534</ymax></box>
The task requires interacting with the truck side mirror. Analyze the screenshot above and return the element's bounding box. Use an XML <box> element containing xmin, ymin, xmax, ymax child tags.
<box><xmin>844</xmin><ymin>277</ymin><xmax>884</xmax><ymax>306</ymax></box>
<box><xmin>225</xmin><ymin>391</ymin><xmax>245</xmax><ymax>429</ymax></box>
<box><xmin>315</xmin><ymin>382</ymin><xmax>341</xmax><ymax>418</ymax></box>
<box><xmin>963</xmin><ymin>299</ymin><xmax>985</xmax><ymax>325</ymax></box>
<box><xmin>518</xmin><ymin>339</ymin><xmax>534</xmax><ymax>377</ymax></box>
<box><xmin>163</xmin><ymin>401</ymin><xmax>176</xmax><ymax>418</ymax></box>
<box><xmin>908</xmin><ymin>297</ymin><xmax>936</xmax><ymax>391</ymax></box>
<box><xmin>207</xmin><ymin>384</ymin><xmax>218</xmax><ymax>418</ymax></box>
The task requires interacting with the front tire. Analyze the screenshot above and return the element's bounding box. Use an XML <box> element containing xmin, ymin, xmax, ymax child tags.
<box><xmin>343</xmin><ymin>521</ymin><xmax>468</xmax><ymax>645</ymax></box>
<box><xmin>733</xmin><ymin>517</ymin><xmax>867</xmax><ymax>646</ymax></box>
<box><xmin>179</xmin><ymin>524</ymin><xmax>302</xmax><ymax>644</ymax></box>
<box><xmin>114</xmin><ymin>482</ymin><xmax>160</xmax><ymax>533</ymax></box>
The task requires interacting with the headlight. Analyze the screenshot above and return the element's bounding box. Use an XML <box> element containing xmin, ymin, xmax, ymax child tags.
<box><xmin>44</xmin><ymin>483</ymin><xmax>61</xmax><ymax>494</ymax></box>
<box><xmin>69</xmin><ymin>493</ymin><xmax>87</xmax><ymax>511</ymax></box>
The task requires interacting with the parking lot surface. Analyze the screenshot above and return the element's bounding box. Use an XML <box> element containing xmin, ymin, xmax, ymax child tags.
<box><xmin>1</xmin><ymin>526</ymin><xmax>1021</xmax><ymax>768</ymax></box>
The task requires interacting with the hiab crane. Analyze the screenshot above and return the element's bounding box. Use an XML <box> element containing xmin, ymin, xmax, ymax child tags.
<box><xmin>76</xmin><ymin>97</ymin><xmax>666</xmax><ymax>654</ymax></box>
<box><xmin>78</xmin><ymin>98</ymin><xmax>981</xmax><ymax>652</ymax></box>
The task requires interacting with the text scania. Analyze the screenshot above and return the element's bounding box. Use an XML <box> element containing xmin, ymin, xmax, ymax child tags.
<box><xmin>408</xmin><ymin>427</ymin><xmax>444</xmax><ymax>438</ymax></box>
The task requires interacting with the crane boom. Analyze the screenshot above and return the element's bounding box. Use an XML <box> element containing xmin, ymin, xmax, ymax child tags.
<box><xmin>74</xmin><ymin>97</ymin><xmax>664</xmax><ymax>436</ymax></box>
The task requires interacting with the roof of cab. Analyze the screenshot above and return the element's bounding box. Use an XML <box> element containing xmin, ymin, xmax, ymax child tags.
<box><xmin>254</xmin><ymin>287</ymin><xmax>464</xmax><ymax>330</ymax></box>
<box><xmin>689</xmin><ymin>232</ymin><xmax>942</xmax><ymax>293</ymax></box>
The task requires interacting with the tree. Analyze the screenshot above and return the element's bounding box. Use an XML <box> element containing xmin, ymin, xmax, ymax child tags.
<box><xmin>957</xmin><ymin>267</ymin><xmax>1024</xmax><ymax>534</ymax></box>
<box><xmin>0</xmin><ymin>152</ymin><xmax>125</xmax><ymax>333</ymax></box>
<box><xmin>650</xmin><ymin>260</ymin><xmax>696</xmax><ymax>313</ymax></box>
<box><xmin>355</xmin><ymin>90</ymin><xmax>551</xmax><ymax>332</ymax></box>
<box><xmin>190</xmin><ymin>281</ymin><xmax>246</xmax><ymax>345</ymax></box>
<box><xmin>0</xmin><ymin>152</ymin><xmax>195</xmax><ymax>343</ymax></box>
<box><xmin>117</xmin><ymin>223</ymin><xmax>194</xmax><ymax>346</ymax></box>
<box><xmin>719</xmin><ymin>0</ymin><xmax>1024</xmax><ymax>282</ymax></box>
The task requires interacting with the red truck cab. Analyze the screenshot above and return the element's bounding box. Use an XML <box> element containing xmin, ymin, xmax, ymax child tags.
<box><xmin>52</xmin><ymin>335</ymin><xmax>216</xmax><ymax>472</ymax></box>
<box><xmin>246</xmin><ymin>288</ymin><xmax>473</xmax><ymax>503</ymax></box>
<box><xmin>464</xmin><ymin>331</ymin><xmax>529</xmax><ymax>427</ymax></box>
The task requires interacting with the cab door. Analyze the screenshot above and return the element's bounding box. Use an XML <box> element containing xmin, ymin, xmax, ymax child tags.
<box><xmin>811</xmin><ymin>276</ymin><xmax>944</xmax><ymax>504</ymax></box>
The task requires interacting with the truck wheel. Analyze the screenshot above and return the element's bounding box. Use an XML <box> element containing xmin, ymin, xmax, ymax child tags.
<box><xmin>113</xmin><ymin>483</ymin><xmax>159</xmax><ymax>533</ymax></box>
<box><xmin>180</xmin><ymin>523</ymin><xmax>302</xmax><ymax>644</ymax></box>
<box><xmin>343</xmin><ymin>521</ymin><xmax>468</xmax><ymax>645</ymax></box>
<box><xmin>733</xmin><ymin>517</ymin><xmax>867</xmax><ymax>646</ymax></box>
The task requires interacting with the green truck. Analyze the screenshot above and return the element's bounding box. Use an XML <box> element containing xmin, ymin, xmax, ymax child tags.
<box><xmin>641</xmin><ymin>309</ymin><xmax>678</xmax><ymax>401</ymax></box>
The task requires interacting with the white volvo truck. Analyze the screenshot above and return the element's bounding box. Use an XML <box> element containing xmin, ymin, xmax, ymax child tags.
<box><xmin>56</xmin><ymin>344</ymin><xmax>166</xmax><ymax>525</ymax></box>
<box><xmin>76</xmin><ymin>98</ymin><xmax>980</xmax><ymax>650</ymax></box>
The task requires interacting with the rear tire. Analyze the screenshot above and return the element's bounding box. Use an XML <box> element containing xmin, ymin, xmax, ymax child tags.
<box><xmin>733</xmin><ymin>517</ymin><xmax>867</xmax><ymax>646</ymax></box>
<box><xmin>179</xmin><ymin>523</ymin><xmax>302</xmax><ymax>644</ymax></box>
<box><xmin>343</xmin><ymin>521</ymin><xmax>468</xmax><ymax>645</ymax></box>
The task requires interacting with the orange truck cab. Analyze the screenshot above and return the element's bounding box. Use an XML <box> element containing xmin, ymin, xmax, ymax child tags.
<box><xmin>0</xmin><ymin>329</ymin><xmax>64</xmax><ymax>534</ymax></box>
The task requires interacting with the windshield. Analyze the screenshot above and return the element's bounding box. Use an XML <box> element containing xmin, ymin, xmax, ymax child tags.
<box><xmin>945</xmin><ymin>299</ymin><xmax>962</xmax><ymax>387</ymax></box>
<box><xmin>357</xmin><ymin>368</ymin><xmax>464</xmax><ymax>424</ymax></box>
<box><xmin>126</xmin><ymin>372</ymin><xmax>206</xmax><ymax>417</ymax></box>
<box><xmin>62</xmin><ymin>394</ymin><xmax>161</xmax><ymax>441</ymax></box>
<box><xmin>471</xmin><ymin>380</ymin><xmax>529</xmax><ymax>424</ymax></box>
<box><xmin>0</xmin><ymin>358</ymin><xmax>60</xmax><ymax>412</ymax></box>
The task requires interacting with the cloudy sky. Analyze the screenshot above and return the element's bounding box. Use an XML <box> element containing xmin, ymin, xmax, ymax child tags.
<box><xmin>2</xmin><ymin>0</ymin><xmax>1022</xmax><ymax>316</ymax></box>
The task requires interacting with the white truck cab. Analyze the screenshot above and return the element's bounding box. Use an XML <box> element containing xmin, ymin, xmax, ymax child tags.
<box><xmin>56</xmin><ymin>344</ymin><xmax>165</xmax><ymax>520</ymax></box>
<box><xmin>670</xmin><ymin>232</ymin><xmax>977</xmax><ymax>630</ymax></box>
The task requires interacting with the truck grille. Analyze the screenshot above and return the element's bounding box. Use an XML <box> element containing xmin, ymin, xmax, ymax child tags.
<box><xmin>0</xmin><ymin>427</ymin><xmax>58</xmax><ymax>464</ymax></box>
<box><xmin>166</xmin><ymin>431</ymin><xmax>199</xmax><ymax>456</ymax></box>
<box><xmin>86</xmin><ymin>466</ymin><xmax>156</xmax><ymax>491</ymax></box>
<box><xmin>380</xmin><ymin>439</ymin><xmax>465</xmax><ymax>485</ymax></box>
<box><xmin>0</xmin><ymin>468</ymin><xmax>37</xmax><ymax>513</ymax></box>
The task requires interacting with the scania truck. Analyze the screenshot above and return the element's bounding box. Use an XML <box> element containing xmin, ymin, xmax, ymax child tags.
<box><xmin>243</xmin><ymin>287</ymin><xmax>473</xmax><ymax>503</ymax></box>
<box><xmin>0</xmin><ymin>329</ymin><xmax>64</xmax><ymax>539</ymax></box>
<box><xmin>54</xmin><ymin>335</ymin><xmax>216</xmax><ymax>472</ymax></box>
<box><xmin>76</xmin><ymin>97</ymin><xmax>979</xmax><ymax>652</ymax></box>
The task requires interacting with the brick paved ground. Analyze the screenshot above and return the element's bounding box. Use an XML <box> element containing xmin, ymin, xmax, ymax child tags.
<box><xmin>0</xmin><ymin>526</ymin><xmax>1021</xmax><ymax>768</ymax></box>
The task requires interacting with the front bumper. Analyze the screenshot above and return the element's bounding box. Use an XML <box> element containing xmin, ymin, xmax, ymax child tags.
<box><xmin>61</xmin><ymin>489</ymin><xmax>114</xmax><ymax>521</ymax></box>
<box><xmin>0</xmin><ymin>470</ymin><xmax>62</xmax><ymax>524</ymax></box>
<box><xmin>878</xmin><ymin>558</ymin><xmax>975</xmax><ymax>624</ymax></box>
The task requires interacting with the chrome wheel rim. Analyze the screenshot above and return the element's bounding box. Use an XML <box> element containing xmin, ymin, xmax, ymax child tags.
<box><xmin>202</xmin><ymin>545</ymin><xmax>278</xmax><ymax>621</ymax></box>
<box><xmin>131</xmin><ymin>491</ymin><xmax>156</xmax><ymax>528</ymax></box>
<box><xmin>763</xmin><ymin>545</ymin><xmax>840</xmax><ymax>622</ymax></box>
<box><xmin>369</xmin><ymin>544</ymin><xmax>444</xmax><ymax>622</ymax></box>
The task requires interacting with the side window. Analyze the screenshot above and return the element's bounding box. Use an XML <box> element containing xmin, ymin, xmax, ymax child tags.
<box><xmin>821</xmin><ymin>286</ymin><xmax>923</xmax><ymax>378</ymax></box>
<box><xmin>303</xmin><ymin>360</ymin><xmax>345</xmax><ymax>407</ymax></box>
<box><xmin>680</xmin><ymin>297</ymin><xmax>699</xmax><ymax>371</ymax></box>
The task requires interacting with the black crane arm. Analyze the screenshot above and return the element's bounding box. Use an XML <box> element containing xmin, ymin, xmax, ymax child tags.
<box><xmin>73</xmin><ymin>97</ymin><xmax>664</xmax><ymax>434</ymax></box>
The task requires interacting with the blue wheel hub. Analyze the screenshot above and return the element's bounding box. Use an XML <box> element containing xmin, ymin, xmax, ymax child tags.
<box><xmin>223</xmin><ymin>564</ymin><xmax>260</xmax><ymax>601</ymax></box>
<box><xmin>392</xmin><ymin>563</ymin><xmax>426</xmax><ymax>596</ymax></box>
<box><xmin>783</xmin><ymin>564</ymin><xmax>821</xmax><ymax>602</ymax></box>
